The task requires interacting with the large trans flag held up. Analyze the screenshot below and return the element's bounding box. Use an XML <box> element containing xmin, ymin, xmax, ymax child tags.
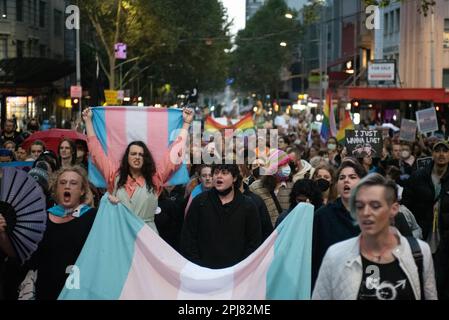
<box><xmin>88</xmin><ymin>107</ymin><xmax>189</xmax><ymax>188</ymax></box>
<box><xmin>59</xmin><ymin>195</ymin><xmax>314</xmax><ymax>300</ymax></box>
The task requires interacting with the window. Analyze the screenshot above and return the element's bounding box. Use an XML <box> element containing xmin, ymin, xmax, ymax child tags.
<box><xmin>54</xmin><ymin>9</ymin><xmax>62</xmax><ymax>37</ymax></box>
<box><xmin>33</xmin><ymin>0</ymin><xmax>37</xmax><ymax>26</ymax></box>
<box><xmin>1</xmin><ymin>0</ymin><xmax>6</xmax><ymax>18</ymax></box>
<box><xmin>444</xmin><ymin>69</ymin><xmax>449</xmax><ymax>88</ymax></box>
<box><xmin>384</xmin><ymin>13</ymin><xmax>389</xmax><ymax>36</ymax></box>
<box><xmin>39</xmin><ymin>44</ymin><xmax>46</xmax><ymax>57</ymax></box>
<box><xmin>0</xmin><ymin>38</ymin><xmax>7</xmax><ymax>59</ymax></box>
<box><xmin>17</xmin><ymin>40</ymin><xmax>24</xmax><ymax>58</ymax></box>
<box><xmin>395</xmin><ymin>9</ymin><xmax>400</xmax><ymax>33</ymax></box>
<box><xmin>39</xmin><ymin>1</ymin><xmax>45</xmax><ymax>28</ymax></box>
<box><xmin>389</xmin><ymin>11</ymin><xmax>394</xmax><ymax>34</ymax></box>
<box><xmin>17</xmin><ymin>0</ymin><xmax>23</xmax><ymax>21</ymax></box>
<box><xmin>444</xmin><ymin>19</ymin><xmax>449</xmax><ymax>49</ymax></box>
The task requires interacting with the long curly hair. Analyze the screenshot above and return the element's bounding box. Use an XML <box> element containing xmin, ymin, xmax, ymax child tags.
<box><xmin>117</xmin><ymin>141</ymin><xmax>156</xmax><ymax>192</ymax></box>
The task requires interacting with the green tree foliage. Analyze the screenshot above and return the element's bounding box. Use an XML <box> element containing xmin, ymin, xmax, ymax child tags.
<box><xmin>79</xmin><ymin>0</ymin><xmax>230</xmax><ymax>99</ymax></box>
<box><xmin>230</xmin><ymin>0</ymin><xmax>302</xmax><ymax>96</ymax></box>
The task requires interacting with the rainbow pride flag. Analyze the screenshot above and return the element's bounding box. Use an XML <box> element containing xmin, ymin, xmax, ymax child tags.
<box><xmin>336</xmin><ymin>111</ymin><xmax>354</xmax><ymax>142</ymax></box>
<box><xmin>88</xmin><ymin>107</ymin><xmax>189</xmax><ymax>188</ymax></box>
<box><xmin>59</xmin><ymin>195</ymin><xmax>313</xmax><ymax>300</ymax></box>
<box><xmin>204</xmin><ymin>113</ymin><xmax>255</xmax><ymax>134</ymax></box>
<box><xmin>320</xmin><ymin>93</ymin><xmax>337</xmax><ymax>142</ymax></box>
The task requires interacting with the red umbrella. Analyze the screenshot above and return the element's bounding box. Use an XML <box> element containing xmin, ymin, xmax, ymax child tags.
<box><xmin>21</xmin><ymin>129</ymin><xmax>87</xmax><ymax>154</ymax></box>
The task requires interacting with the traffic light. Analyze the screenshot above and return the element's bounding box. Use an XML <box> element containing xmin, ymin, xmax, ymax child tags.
<box><xmin>71</xmin><ymin>97</ymin><xmax>80</xmax><ymax>109</ymax></box>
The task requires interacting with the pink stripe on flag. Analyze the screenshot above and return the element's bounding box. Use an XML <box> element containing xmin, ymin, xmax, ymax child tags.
<box><xmin>147</xmin><ymin>109</ymin><xmax>169</xmax><ymax>167</ymax></box>
<box><xmin>106</xmin><ymin>108</ymin><xmax>128</xmax><ymax>163</ymax></box>
<box><xmin>119</xmin><ymin>226</ymin><xmax>188</xmax><ymax>299</ymax></box>
<box><xmin>231</xmin><ymin>231</ymin><xmax>277</xmax><ymax>299</ymax></box>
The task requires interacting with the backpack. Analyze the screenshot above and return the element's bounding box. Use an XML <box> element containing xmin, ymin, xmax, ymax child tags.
<box><xmin>406</xmin><ymin>236</ymin><xmax>425</xmax><ymax>300</ymax></box>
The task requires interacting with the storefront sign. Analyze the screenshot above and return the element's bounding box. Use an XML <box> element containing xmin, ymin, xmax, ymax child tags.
<box><xmin>368</xmin><ymin>60</ymin><xmax>395</xmax><ymax>82</ymax></box>
<box><xmin>104</xmin><ymin>90</ymin><xmax>119</xmax><ymax>105</ymax></box>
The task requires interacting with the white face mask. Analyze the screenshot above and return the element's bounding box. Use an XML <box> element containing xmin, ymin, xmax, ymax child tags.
<box><xmin>327</xmin><ymin>143</ymin><xmax>337</xmax><ymax>151</ymax></box>
<box><xmin>401</xmin><ymin>150</ymin><xmax>411</xmax><ymax>159</ymax></box>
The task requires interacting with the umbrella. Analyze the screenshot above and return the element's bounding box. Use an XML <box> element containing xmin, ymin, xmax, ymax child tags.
<box><xmin>0</xmin><ymin>167</ymin><xmax>47</xmax><ymax>263</ymax></box>
<box><xmin>21</xmin><ymin>129</ymin><xmax>87</xmax><ymax>154</ymax></box>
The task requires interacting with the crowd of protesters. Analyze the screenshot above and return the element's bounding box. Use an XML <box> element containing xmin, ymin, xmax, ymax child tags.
<box><xmin>0</xmin><ymin>108</ymin><xmax>448</xmax><ymax>301</ymax></box>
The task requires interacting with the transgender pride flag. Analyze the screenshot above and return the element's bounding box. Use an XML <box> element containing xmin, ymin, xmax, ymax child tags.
<box><xmin>88</xmin><ymin>107</ymin><xmax>189</xmax><ymax>188</ymax></box>
<box><xmin>59</xmin><ymin>195</ymin><xmax>313</xmax><ymax>300</ymax></box>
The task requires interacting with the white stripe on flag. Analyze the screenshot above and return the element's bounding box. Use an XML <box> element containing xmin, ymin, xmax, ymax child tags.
<box><xmin>126</xmin><ymin>109</ymin><xmax>148</xmax><ymax>145</ymax></box>
<box><xmin>178</xmin><ymin>262</ymin><xmax>235</xmax><ymax>299</ymax></box>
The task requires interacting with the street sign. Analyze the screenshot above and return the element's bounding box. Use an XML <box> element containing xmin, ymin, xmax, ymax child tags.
<box><xmin>416</xmin><ymin>107</ymin><xmax>439</xmax><ymax>133</ymax></box>
<box><xmin>345</xmin><ymin>129</ymin><xmax>383</xmax><ymax>158</ymax></box>
<box><xmin>114</xmin><ymin>43</ymin><xmax>127</xmax><ymax>60</ymax></box>
<box><xmin>400</xmin><ymin>119</ymin><xmax>417</xmax><ymax>142</ymax></box>
<box><xmin>70</xmin><ymin>85</ymin><xmax>82</xmax><ymax>98</ymax></box>
<box><xmin>104</xmin><ymin>90</ymin><xmax>119</xmax><ymax>105</ymax></box>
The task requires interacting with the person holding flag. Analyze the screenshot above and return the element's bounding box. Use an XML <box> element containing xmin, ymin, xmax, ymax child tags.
<box><xmin>82</xmin><ymin>107</ymin><xmax>193</xmax><ymax>233</ymax></box>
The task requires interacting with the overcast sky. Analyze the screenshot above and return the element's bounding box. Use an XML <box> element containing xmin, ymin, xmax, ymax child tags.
<box><xmin>220</xmin><ymin>0</ymin><xmax>246</xmax><ymax>36</ymax></box>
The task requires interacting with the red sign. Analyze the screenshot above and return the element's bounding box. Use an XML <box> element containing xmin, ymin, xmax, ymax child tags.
<box><xmin>71</xmin><ymin>85</ymin><xmax>82</xmax><ymax>98</ymax></box>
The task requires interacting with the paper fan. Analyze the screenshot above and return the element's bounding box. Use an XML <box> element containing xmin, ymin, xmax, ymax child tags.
<box><xmin>0</xmin><ymin>167</ymin><xmax>47</xmax><ymax>264</ymax></box>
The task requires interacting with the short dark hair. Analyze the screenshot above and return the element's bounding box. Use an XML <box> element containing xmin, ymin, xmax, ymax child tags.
<box><xmin>289</xmin><ymin>179</ymin><xmax>323</xmax><ymax>209</ymax></box>
<box><xmin>211</xmin><ymin>164</ymin><xmax>242</xmax><ymax>189</ymax></box>
<box><xmin>336</xmin><ymin>158</ymin><xmax>367</xmax><ymax>179</ymax></box>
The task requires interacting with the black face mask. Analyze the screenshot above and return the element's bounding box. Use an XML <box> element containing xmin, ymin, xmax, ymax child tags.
<box><xmin>316</xmin><ymin>178</ymin><xmax>330</xmax><ymax>192</ymax></box>
<box><xmin>252</xmin><ymin>167</ymin><xmax>260</xmax><ymax>179</ymax></box>
<box><xmin>216</xmin><ymin>185</ymin><xmax>233</xmax><ymax>197</ymax></box>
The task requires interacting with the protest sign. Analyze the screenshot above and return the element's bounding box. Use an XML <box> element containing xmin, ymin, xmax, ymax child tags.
<box><xmin>400</xmin><ymin>119</ymin><xmax>417</xmax><ymax>142</ymax></box>
<box><xmin>345</xmin><ymin>129</ymin><xmax>383</xmax><ymax>158</ymax></box>
<box><xmin>416</xmin><ymin>108</ymin><xmax>439</xmax><ymax>133</ymax></box>
<box><xmin>416</xmin><ymin>157</ymin><xmax>433</xmax><ymax>170</ymax></box>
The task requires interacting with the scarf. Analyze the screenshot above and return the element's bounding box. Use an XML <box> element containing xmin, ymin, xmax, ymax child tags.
<box><xmin>48</xmin><ymin>204</ymin><xmax>91</xmax><ymax>218</ymax></box>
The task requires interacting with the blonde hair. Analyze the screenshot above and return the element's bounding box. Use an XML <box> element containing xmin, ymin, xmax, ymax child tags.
<box><xmin>50</xmin><ymin>165</ymin><xmax>94</xmax><ymax>207</ymax></box>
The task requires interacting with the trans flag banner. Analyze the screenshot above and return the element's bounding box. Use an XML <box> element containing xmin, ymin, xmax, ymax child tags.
<box><xmin>88</xmin><ymin>107</ymin><xmax>189</xmax><ymax>188</ymax></box>
<box><xmin>59</xmin><ymin>195</ymin><xmax>313</xmax><ymax>300</ymax></box>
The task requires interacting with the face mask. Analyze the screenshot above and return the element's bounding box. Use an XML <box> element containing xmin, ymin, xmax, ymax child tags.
<box><xmin>401</xmin><ymin>150</ymin><xmax>411</xmax><ymax>159</ymax></box>
<box><xmin>252</xmin><ymin>167</ymin><xmax>260</xmax><ymax>178</ymax></box>
<box><xmin>327</xmin><ymin>143</ymin><xmax>337</xmax><ymax>151</ymax></box>
<box><xmin>316</xmin><ymin>178</ymin><xmax>330</xmax><ymax>192</ymax></box>
<box><xmin>276</xmin><ymin>165</ymin><xmax>291</xmax><ymax>181</ymax></box>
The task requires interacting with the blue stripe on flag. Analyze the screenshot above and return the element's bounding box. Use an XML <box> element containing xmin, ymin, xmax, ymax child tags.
<box><xmin>58</xmin><ymin>194</ymin><xmax>145</xmax><ymax>300</ymax></box>
<box><xmin>89</xmin><ymin>107</ymin><xmax>107</xmax><ymax>188</ymax></box>
<box><xmin>266</xmin><ymin>202</ymin><xmax>314</xmax><ymax>300</ymax></box>
<box><xmin>167</xmin><ymin>108</ymin><xmax>189</xmax><ymax>186</ymax></box>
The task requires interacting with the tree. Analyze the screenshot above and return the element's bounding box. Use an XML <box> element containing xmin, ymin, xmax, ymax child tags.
<box><xmin>230</xmin><ymin>0</ymin><xmax>302</xmax><ymax>97</ymax></box>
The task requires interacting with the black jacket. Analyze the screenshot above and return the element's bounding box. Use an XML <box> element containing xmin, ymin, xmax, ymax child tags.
<box><xmin>312</xmin><ymin>198</ymin><xmax>360</xmax><ymax>288</ymax></box>
<box><xmin>243</xmin><ymin>189</ymin><xmax>273</xmax><ymax>241</ymax></box>
<box><xmin>181</xmin><ymin>188</ymin><xmax>262</xmax><ymax>269</ymax></box>
<box><xmin>402</xmin><ymin>162</ymin><xmax>449</xmax><ymax>242</ymax></box>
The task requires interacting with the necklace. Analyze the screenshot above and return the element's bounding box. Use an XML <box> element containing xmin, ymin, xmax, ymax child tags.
<box><xmin>360</xmin><ymin>235</ymin><xmax>393</xmax><ymax>263</ymax></box>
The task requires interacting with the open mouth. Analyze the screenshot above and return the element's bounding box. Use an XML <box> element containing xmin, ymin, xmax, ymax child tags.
<box><xmin>343</xmin><ymin>185</ymin><xmax>351</xmax><ymax>192</ymax></box>
<box><xmin>361</xmin><ymin>220</ymin><xmax>375</xmax><ymax>226</ymax></box>
<box><xmin>63</xmin><ymin>191</ymin><xmax>71</xmax><ymax>202</ymax></box>
<box><xmin>216</xmin><ymin>180</ymin><xmax>223</xmax><ymax>187</ymax></box>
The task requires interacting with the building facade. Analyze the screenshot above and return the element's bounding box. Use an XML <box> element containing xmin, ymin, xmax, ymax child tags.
<box><xmin>0</xmin><ymin>0</ymin><xmax>75</xmax><ymax>129</ymax></box>
<box><xmin>246</xmin><ymin>0</ymin><xmax>266</xmax><ymax>20</ymax></box>
<box><xmin>399</xmin><ymin>0</ymin><xmax>449</xmax><ymax>89</ymax></box>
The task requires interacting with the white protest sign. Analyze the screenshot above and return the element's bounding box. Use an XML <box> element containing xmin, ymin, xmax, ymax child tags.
<box><xmin>416</xmin><ymin>108</ymin><xmax>439</xmax><ymax>134</ymax></box>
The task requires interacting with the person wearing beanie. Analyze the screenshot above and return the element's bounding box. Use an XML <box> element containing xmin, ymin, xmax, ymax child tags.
<box><xmin>181</xmin><ymin>164</ymin><xmax>262</xmax><ymax>269</ymax></box>
<box><xmin>0</xmin><ymin>149</ymin><xmax>14</xmax><ymax>163</ymax></box>
<box><xmin>249</xmin><ymin>149</ymin><xmax>294</xmax><ymax>226</ymax></box>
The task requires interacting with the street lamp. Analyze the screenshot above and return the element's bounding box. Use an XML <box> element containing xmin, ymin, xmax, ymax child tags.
<box><xmin>285</xmin><ymin>13</ymin><xmax>293</xmax><ymax>19</ymax></box>
<box><xmin>280</xmin><ymin>42</ymin><xmax>287</xmax><ymax>47</ymax></box>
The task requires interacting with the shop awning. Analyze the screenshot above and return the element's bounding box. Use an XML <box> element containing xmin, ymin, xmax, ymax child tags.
<box><xmin>348</xmin><ymin>87</ymin><xmax>449</xmax><ymax>104</ymax></box>
<box><xmin>0</xmin><ymin>57</ymin><xmax>75</xmax><ymax>86</ymax></box>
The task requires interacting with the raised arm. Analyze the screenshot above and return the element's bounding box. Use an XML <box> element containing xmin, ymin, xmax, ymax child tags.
<box><xmin>155</xmin><ymin>108</ymin><xmax>194</xmax><ymax>188</ymax></box>
<box><xmin>82</xmin><ymin>108</ymin><xmax>119</xmax><ymax>191</ymax></box>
